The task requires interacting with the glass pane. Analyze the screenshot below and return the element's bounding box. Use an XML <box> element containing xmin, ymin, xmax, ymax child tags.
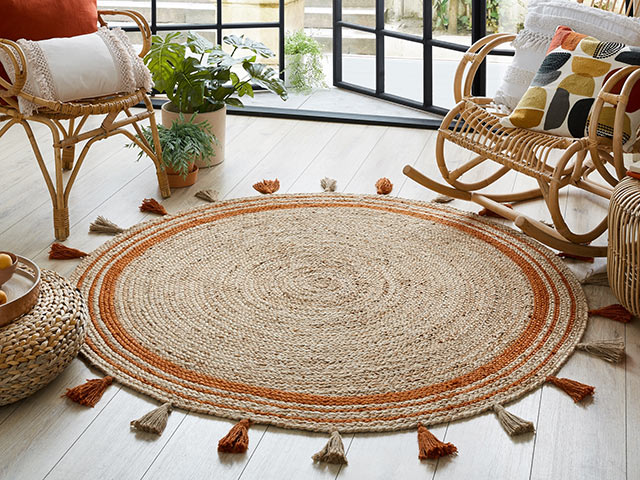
<box><xmin>432</xmin><ymin>47</ymin><xmax>463</xmax><ymax>109</ymax></box>
<box><xmin>488</xmin><ymin>0</ymin><xmax>527</xmax><ymax>34</ymax></box>
<box><xmin>342</xmin><ymin>0</ymin><xmax>375</xmax><ymax>28</ymax></box>
<box><xmin>341</xmin><ymin>28</ymin><xmax>376</xmax><ymax>90</ymax></box>
<box><xmin>157</xmin><ymin>0</ymin><xmax>216</xmax><ymax>24</ymax></box>
<box><xmin>223</xmin><ymin>0</ymin><xmax>279</xmax><ymax>23</ymax></box>
<box><xmin>384</xmin><ymin>0</ymin><xmax>422</xmax><ymax>36</ymax></box>
<box><xmin>432</xmin><ymin>0</ymin><xmax>471</xmax><ymax>46</ymax></box>
<box><xmin>384</xmin><ymin>37</ymin><xmax>422</xmax><ymax>103</ymax></box>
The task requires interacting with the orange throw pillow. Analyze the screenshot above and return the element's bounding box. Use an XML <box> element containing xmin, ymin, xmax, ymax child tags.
<box><xmin>0</xmin><ymin>0</ymin><xmax>98</xmax><ymax>102</ymax></box>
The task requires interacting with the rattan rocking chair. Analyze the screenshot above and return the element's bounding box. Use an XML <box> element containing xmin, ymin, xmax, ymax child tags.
<box><xmin>0</xmin><ymin>10</ymin><xmax>170</xmax><ymax>241</ymax></box>
<box><xmin>404</xmin><ymin>0</ymin><xmax>640</xmax><ymax>257</ymax></box>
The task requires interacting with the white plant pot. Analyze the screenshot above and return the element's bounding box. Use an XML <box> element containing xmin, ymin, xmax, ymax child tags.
<box><xmin>161</xmin><ymin>103</ymin><xmax>226</xmax><ymax>168</ymax></box>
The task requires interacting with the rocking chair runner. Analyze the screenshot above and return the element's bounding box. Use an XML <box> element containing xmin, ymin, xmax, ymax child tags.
<box><xmin>404</xmin><ymin>0</ymin><xmax>640</xmax><ymax>257</ymax></box>
<box><xmin>0</xmin><ymin>10</ymin><xmax>170</xmax><ymax>241</ymax></box>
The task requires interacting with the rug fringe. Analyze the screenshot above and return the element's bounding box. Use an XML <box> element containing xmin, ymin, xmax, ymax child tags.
<box><xmin>140</xmin><ymin>198</ymin><xmax>168</xmax><ymax>215</ymax></box>
<box><xmin>589</xmin><ymin>304</ymin><xmax>633</xmax><ymax>323</ymax></box>
<box><xmin>195</xmin><ymin>189</ymin><xmax>219</xmax><ymax>203</ymax></box>
<box><xmin>89</xmin><ymin>216</ymin><xmax>125</xmax><ymax>235</ymax></box>
<box><xmin>478</xmin><ymin>204</ymin><xmax>513</xmax><ymax>219</ymax></box>
<box><xmin>580</xmin><ymin>270</ymin><xmax>609</xmax><ymax>286</ymax></box>
<box><xmin>63</xmin><ymin>376</ymin><xmax>113</xmax><ymax>407</ymax></box>
<box><xmin>546</xmin><ymin>376</ymin><xmax>594</xmax><ymax>403</ymax></box>
<box><xmin>557</xmin><ymin>252</ymin><xmax>595</xmax><ymax>263</ymax></box>
<box><xmin>253</xmin><ymin>179</ymin><xmax>280</xmax><ymax>194</ymax></box>
<box><xmin>218</xmin><ymin>419</ymin><xmax>251</xmax><ymax>453</ymax></box>
<box><xmin>312</xmin><ymin>430</ymin><xmax>348</xmax><ymax>465</ymax></box>
<box><xmin>417</xmin><ymin>424</ymin><xmax>457</xmax><ymax>460</ymax></box>
<box><xmin>375</xmin><ymin>177</ymin><xmax>393</xmax><ymax>195</ymax></box>
<box><xmin>131</xmin><ymin>402</ymin><xmax>172</xmax><ymax>435</ymax></box>
<box><xmin>576</xmin><ymin>339</ymin><xmax>625</xmax><ymax>363</ymax></box>
<box><xmin>492</xmin><ymin>404</ymin><xmax>535</xmax><ymax>436</ymax></box>
<box><xmin>432</xmin><ymin>194</ymin><xmax>454</xmax><ymax>204</ymax></box>
<box><xmin>321</xmin><ymin>177</ymin><xmax>337</xmax><ymax>192</ymax></box>
<box><xmin>49</xmin><ymin>243</ymin><xmax>88</xmax><ymax>260</ymax></box>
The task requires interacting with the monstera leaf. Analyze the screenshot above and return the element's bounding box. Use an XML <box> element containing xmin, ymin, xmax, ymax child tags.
<box><xmin>224</xmin><ymin>35</ymin><xmax>275</xmax><ymax>58</ymax></box>
<box><xmin>243</xmin><ymin>62</ymin><xmax>288</xmax><ymax>100</ymax></box>
<box><xmin>145</xmin><ymin>33</ymin><xmax>186</xmax><ymax>94</ymax></box>
<box><xmin>186</xmin><ymin>31</ymin><xmax>215</xmax><ymax>56</ymax></box>
<box><xmin>168</xmin><ymin>57</ymin><xmax>211</xmax><ymax>112</ymax></box>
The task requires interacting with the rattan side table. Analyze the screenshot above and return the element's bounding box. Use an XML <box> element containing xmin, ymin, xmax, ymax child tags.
<box><xmin>608</xmin><ymin>176</ymin><xmax>640</xmax><ymax>316</ymax></box>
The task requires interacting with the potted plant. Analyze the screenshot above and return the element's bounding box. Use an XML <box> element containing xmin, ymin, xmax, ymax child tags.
<box><xmin>129</xmin><ymin>114</ymin><xmax>217</xmax><ymax>188</ymax></box>
<box><xmin>284</xmin><ymin>31</ymin><xmax>327</xmax><ymax>94</ymax></box>
<box><xmin>144</xmin><ymin>32</ymin><xmax>287</xmax><ymax>167</ymax></box>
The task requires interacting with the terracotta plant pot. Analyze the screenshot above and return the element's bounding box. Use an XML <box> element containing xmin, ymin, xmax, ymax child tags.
<box><xmin>161</xmin><ymin>102</ymin><xmax>226</xmax><ymax>168</ymax></box>
<box><xmin>166</xmin><ymin>163</ymin><xmax>199</xmax><ymax>188</ymax></box>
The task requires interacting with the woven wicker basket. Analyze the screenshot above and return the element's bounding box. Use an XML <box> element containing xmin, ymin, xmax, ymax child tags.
<box><xmin>608</xmin><ymin>177</ymin><xmax>640</xmax><ymax>317</ymax></box>
<box><xmin>0</xmin><ymin>270</ymin><xmax>87</xmax><ymax>406</ymax></box>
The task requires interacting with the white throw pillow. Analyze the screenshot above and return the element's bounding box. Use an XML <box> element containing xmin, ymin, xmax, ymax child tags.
<box><xmin>494</xmin><ymin>0</ymin><xmax>640</xmax><ymax>113</ymax></box>
<box><xmin>0</xmin><ymin>27</ymin><xmax>151</xmax><ymax>116</ymax></box>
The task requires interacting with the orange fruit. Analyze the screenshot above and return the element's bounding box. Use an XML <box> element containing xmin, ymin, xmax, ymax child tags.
<box><xmin>0</xmin><ymin>290</ymin><xmax>7</xmax><ymax>305</ymax></box>
<box><xmin>0</xmin><ymin>253</ymin><xmax>13</xmax><ymax>270</ymax></box>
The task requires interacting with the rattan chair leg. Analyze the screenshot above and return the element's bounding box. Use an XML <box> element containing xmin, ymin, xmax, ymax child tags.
<box><xmin>62</xmin><ymin>145</ymin><xmax>74</xmax><ymax>171</ymax></box>
<box><xmin>144</xmin><ymin>96</ymin><xmax>170</xmax><ymax>199</ymax></box>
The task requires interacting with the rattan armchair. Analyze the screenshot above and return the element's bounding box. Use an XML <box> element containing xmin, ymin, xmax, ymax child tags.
<box><xmin>404</xmin><ymin>0</ymin><xmax>640</xmax><ymax>257</ymax></box>
<box><xmin>0</xmin><ymin>10</ymin><xmax>170</xmax><ymax>240</ymax></box>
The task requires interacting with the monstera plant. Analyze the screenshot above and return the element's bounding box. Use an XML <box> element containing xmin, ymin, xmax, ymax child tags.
<box><xmin>145</xmin><ymin>32</ymin><xmax>287</xmax><ymax>166</ymax></box>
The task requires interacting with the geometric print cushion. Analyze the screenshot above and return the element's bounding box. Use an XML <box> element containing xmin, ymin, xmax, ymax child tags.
<box><xmin>500</xmin><ymin>26</ymin><xmax>640</xmax><ymax>152</ymax></box>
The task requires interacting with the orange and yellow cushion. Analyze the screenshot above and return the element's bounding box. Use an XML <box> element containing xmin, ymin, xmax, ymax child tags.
<box><xmin>501</xmin><ymin>26</ymin><xmax>640</xmax><ymax>152</ymax></box>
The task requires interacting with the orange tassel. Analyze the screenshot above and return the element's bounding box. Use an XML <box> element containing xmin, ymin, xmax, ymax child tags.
<box><xmin>375</xmin><ymin>177</ymin><xmax>393</xmax><ymax>195</ymax></box>
<box><xmin>557</xmin><ymin>252</ymin><xmax>595</xmax><ymax>263</ymax></box>
<box><xmin>218</xmin><ymin>419</ymin><xmax>251</xmax><ymax>453</ymax></box>
<box><xmin>546</xmin><ymin>376</ymin><xmax>594</xmax><ymax>402</ymax></box>
<box><xmin>417</xmin><ymin>423</ymin><xmax>457</xmax><ymax>460</ymax></box>
<box><xmin>589</xmin><ymin>304</ymin><xmax>633</xmax><ymax>323</ymax></box>
<box><xmin>478</xmin><ymin>204</ymin><xmax>513</xmax><ymax>219</ymax></box>
<box><xmin>253</xmin><ymin>179</ymin><xmax>280</xmax><ymax>194</ymax></box>
<box><xmin>63</xmin><ymin>376</ymin><xmax>114</xmax><ymax>407</ymax></box>
<box><xmin>140</xmin><ymin>198</ymin><xmax>168</xmax><ymax>215</ymax></box>
<box><xmin>49</xmin><ymin>243</ymin><xmax>88</xmax><ymax>259</ymax></box>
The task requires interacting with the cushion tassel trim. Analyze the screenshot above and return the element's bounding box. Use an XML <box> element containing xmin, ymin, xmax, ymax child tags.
<box><xmin>140</xmin><ymin>198</ymin><xmax>168</xmax><ymax>215</ymax></box>
<box><xmin>320</xmin><ymin>177</ymin><xmax>337</xmax><ymax>192</ymax></box>
<box><xmin>589</xmin><ymin>304</ymin><xmax>633</xmax><ymax>323</ymax></box>
<box><xmin>576</xmin><ymin>339</ymin><xmax>625</xmax><ymax>363</ymax></box>
<box><xmin>545</xmin><ymin>376</ymin><xmax>594</xmax><ymax>403</ymax></box>
<box><xmin>218</xmin><ymin>419</ymin><xmax>251</xmax><ymax>453</ymax></box>
<box><xmin>557</xmin><ymin>252</ymin><xmax>595</xmax><ymax>263</ymax></box>
<box><xmin>492</xmin><ymin>404</ymin><xmax>535</xmax><ymax>436</ymax></box>
<box><xmin>49</xmin><ymin>243</ymin><xmax>88</xmax><ymax>260</ymax></box>
<box><xmin>131</xmin><ymin>402</ymin><xmax>172</xmax><ymax>435</ymax></box>
<box><xmin>432</xmin><ymin>194</ymin><xmax>454</xmax><ymax>204</ymax></box>
<box><xmin>89</xmin><ymin>216</ymin><xmax>125</xmax><ymax>235</ymax></box>
<box><xmin>253</xmin><ymin>179</ymin><xmax>280</xmax><ymax>194</ymax></box>
<box><xmin>195</xmin><ymin>189</ymin><xmax>219</xmax><ymax>203</ymax></box>
<box><xmin>478</xmin><ymin>204</ymin><xmax>513</xmax><ymax>219</ymax></box>
<box><xmin>417</xmin><ymin>424</ymin><xmax>457</xmax><ymax>460</ymax></box>
<box><xmin>63</xmin><ymin>376</ymin><xmax>113</xmax><ymax>407</ymax></box>
<box><xmin>375</xmin><ymin>177</ymin><xmax>393</xmax><ymax>195</ymax></box>
<box><xmin>312</xmin><ymin>430</ymin><xmax>348</xmax><ymax>465</ymax></box>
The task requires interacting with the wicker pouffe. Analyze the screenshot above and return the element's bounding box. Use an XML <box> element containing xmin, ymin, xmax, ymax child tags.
<box><xmin>608</xmin><ymin>176</ymin><xmax>640</xmax><ymax>317</ymax></box>
<box><xmin>0</xmin><ymin>270</ymin><xmax>87</xmax><ymax>406</ymax></box>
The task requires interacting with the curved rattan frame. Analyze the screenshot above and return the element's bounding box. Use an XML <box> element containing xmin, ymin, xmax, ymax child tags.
<box><xmin>0</xmin><ymin>10</ymin><xmax>170</xmax><ymax>240</ymax></box>
<box><xmin>404</xmin><ymin>0</ymin><xmax>640</xmax><ymax>257</ymax></box>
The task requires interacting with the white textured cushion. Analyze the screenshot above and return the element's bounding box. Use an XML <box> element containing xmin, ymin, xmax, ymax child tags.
<box><xmin>0</xmin><ymin>27</ymin><xmax>151</xmax><ymax>116</ymax></box>
<box><xmin>494</xmin><ymin>0</ymin><xmax>640</xmax><ymax>112</ymax></box>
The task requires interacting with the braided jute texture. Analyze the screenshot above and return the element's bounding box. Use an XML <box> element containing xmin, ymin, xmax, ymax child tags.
<box><xmin>70</xmin><ymin>194</ymin><xmax>588</xmax><ymax>433</ymax></box>
<box><xmin>0</xmin><ymin>270</ymin><xmax>87</xmax><ymax>406</ymax></box>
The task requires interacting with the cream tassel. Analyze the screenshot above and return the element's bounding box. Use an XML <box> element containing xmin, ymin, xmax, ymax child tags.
<box><xmin>312</xmin><ymin>430</ymin><xmax>348</xmax><ymax>465</ymax></box>
<box><xmin>89</xmin><ymin>216</ymin><xmax>125</xmax><ymax>235</ymax></box>
<box><xmin>320</xmin><ymin>177</ymin><xmax>337</xmax><ymax>192</ymax></box>
<box><xmin>131</xmin><ymin>402</ymin><xmax>172</xmax><ymax>435</ymax></box>
<box><xmin>576</xmin><ymin>339</ymin><xmax>625</xmax><ymax>363</ymax></box>
<box><xmin>195</xmin><ymin>189</ymin><xmax>219</xmax><ymax>203</ymax></box>
<box><xmin>492</xmin><ymin>404</ymin><xmax>535</xmax><ymax>436</ymax></box>
<box><xmin>432</xmin><ymin>194</ymin><xmax>454</xmax><ymax>203</ymax></box>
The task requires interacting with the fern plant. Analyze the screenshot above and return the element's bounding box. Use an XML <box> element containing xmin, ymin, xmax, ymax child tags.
<box><xmin>129</xmin><ymin>115</ymin><xmax>217</xmax><ymax>178</ymax></box>
<box><xmin>284</xmin><ymin>31</ymin><xmax>327</xmax><ymax>94</ymax></box>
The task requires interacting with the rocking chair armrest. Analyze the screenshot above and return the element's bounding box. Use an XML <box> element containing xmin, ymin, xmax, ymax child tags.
<box><xmin>97</xmin><ymin>10</ymin><xmax>152</xmax><ymax>58</ymax></box>
<box><xmin>589</xmin><ymin>65</ymin><xmax>640</xmax><ymax>178</ymax></box>
<box><xmin>454</xmin><ymin>33</ymin><xmax>517</xmax><ymax>104</ymax></box>
<box><xmin>0</xmin><ymin>39</ymin><xmax>28</xmax><ymax>100</ymax></box>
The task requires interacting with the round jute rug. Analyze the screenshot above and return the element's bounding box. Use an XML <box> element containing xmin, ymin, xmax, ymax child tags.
<box><xmin>71</xmin><ymin>194</ymin><xmax>588</xmax><ymax>433</ymax></box>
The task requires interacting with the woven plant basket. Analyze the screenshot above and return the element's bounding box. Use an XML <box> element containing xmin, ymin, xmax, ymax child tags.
<box><xmin>0</xmin><ymin>270</ymin><xmax>87</xmax><ymax>406</ymax></box>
